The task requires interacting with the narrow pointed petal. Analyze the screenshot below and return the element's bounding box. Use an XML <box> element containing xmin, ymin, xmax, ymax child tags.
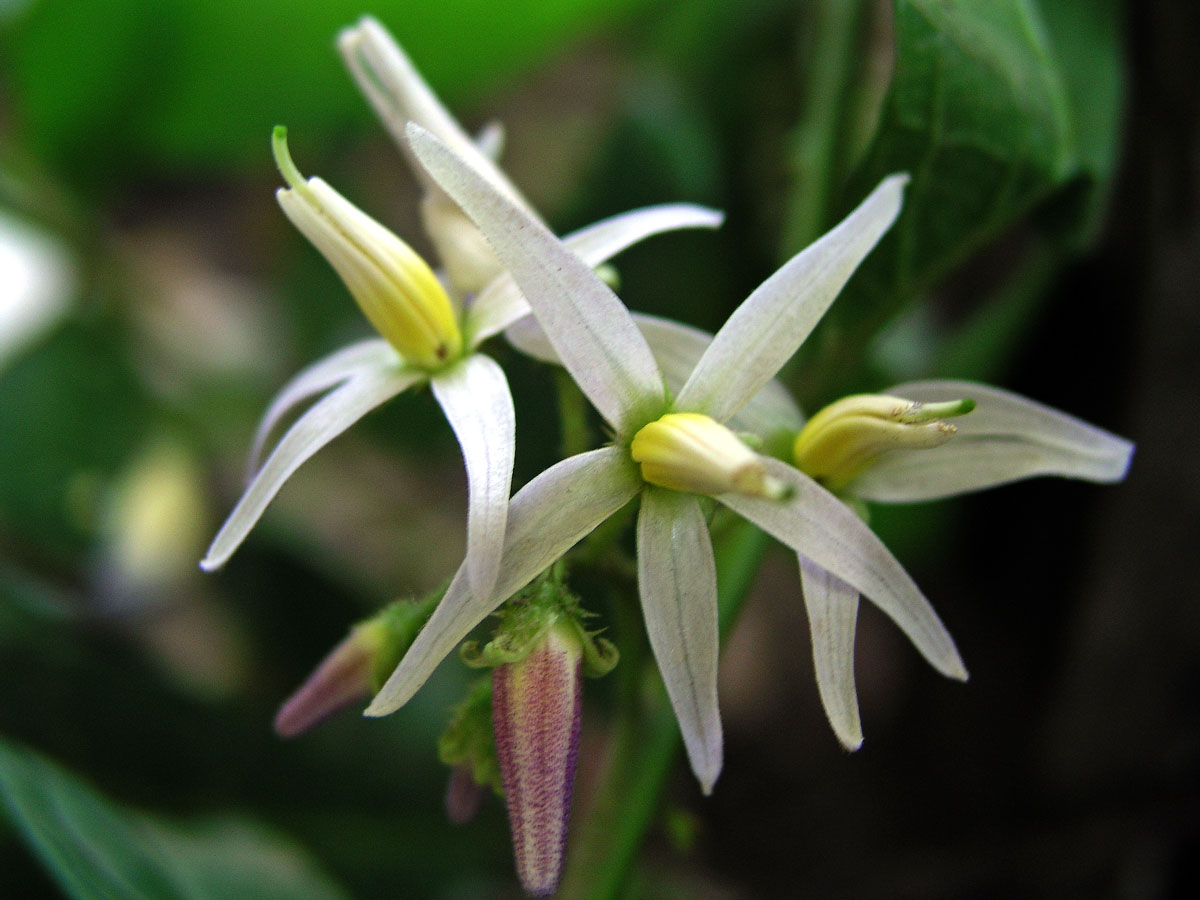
<box><xmin>720</xmin><ymin>458</ymin><xmax>967</xmax><ymax>681</ymax></box>
<box><xmin>337</xmin><ymin>17</ymin><xmax>525</xmax><ymax>207</ymax></box>
<box><xmin>506</xmin><ymin>312</ymin><xmax>804</xmax><ymax>437</ymax></box>
<box><xmin>366</xmin><ymin>448</ymin><xmax>640</xmax><ymax>716</ymax></box>
<box><xmin>469</xmin><ymin>203</ymin><xmax>724</xmax><ymax>344</ymax></box>
<box><xmin>848</xmin><ymin>380</ymin><xmax>1136</xmax><ymax>502</ymax></box>
<box><xmin>201</xmin><ymin>367</ymin><xmax>422</xmax><ymax>571</ymax></box>
<box><xmin>637</xmin><ymin>488</ymin><xmax>722</xmax><ymax>794</ymax></box>
<box><xmin>406</xmin><ymin>124</ymin><xmax>666</xmax><ymax>432</ymax></box>
<box><xmin>431</xmin><ymin>354</ymin><xmax>516</xmax><ymax>601</ymax></box>
<box><xmin>247</xmin><ymin>339</ymin><xmax>398</xmax><ymax>474</ymax></box>
<box><xmin>798</xmin><ymin>558</ymin><xmax>863</xmax><ymax>751</ymax></box>
<box><xmin>677</xmin><ymin>174</ymin><xmax>908</xmax><ymax>422</ymax></box>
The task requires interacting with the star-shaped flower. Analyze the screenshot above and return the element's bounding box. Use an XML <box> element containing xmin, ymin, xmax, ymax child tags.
<box><xmin>200</xmin><ymin>36</ymin><xmax>723</xmax><ymax>601</ymax></box>
<box><xmin>366</xmin><ymin>124</ymin><xmax>967</xmax><ymax>794</ymax></box>
<box><xmin>782</xmin><ymin>382</ymin><xmax>1133</xmax><ymax>748</ymax></box>
<box><xmin>512</xmin><ymin>314</ymin><xmax>1134</xmax><ymax>751</ymax></box>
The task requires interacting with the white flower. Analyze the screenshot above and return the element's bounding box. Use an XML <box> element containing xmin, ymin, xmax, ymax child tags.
<box><xmin>785</xmin><ymin>381</ymin><xmax>1133</xmax><ymax>749</ymax></box>
<box><xmin>513</xmin><ymin>326</ymin><xmax>1134</xmax><ymax>752</ymax></box>
<box><xmin>366</xmin><ymin>123</ymin><xmax>967</xmax><ymax>796</ymax></box>
<box><xmin>338</xmin><ymin>16</ymin><xmax>534</xmax><ymax>296</ymax></box>
<box><xmin>201</xmin><ymin>48</ymin><xmax>723</xmax><ymax>605</ymax></box>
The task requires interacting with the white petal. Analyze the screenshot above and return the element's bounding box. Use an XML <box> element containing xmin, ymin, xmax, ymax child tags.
<box><xmin>637</xmin><ymin>488</ymin><xmax>723</xmax><ymax>794</ymax></box>
<box><xmin>848</xmin><ymin>380</ymin><xmax>1136</xmax><ymax>502</ymax></box>
<box><xmin>337</xmin><ymin>17</ymin><xmax>526</xmax><ymax>208</ymax></box>
<box><xmin>473</xmin><ymin>121</ymin><xmax>505</xmax><ymax>161</ymax></box>
<box><xmin>247</xmin><ymin>339</ymin><xmax>398</xmax><ymax>475</ymax></box>
<box><xmin>798</xmin><ymin>558</ymin><xmax>863</xmax><ymax>751</ymax></box>
<box><xmin>366</xmin><ymin>447</ymin><xmax>640</xmax><ymax>716</ymax></box>
<box><xmin>201</xmin><ymin>367</ymin><xmax>421</xmax><ymax>571</ymax></box>
<box><xmin>469</xmin><ymin>203</ymin><xmax>724</xmax><ymax>344</ymax></box>
<box><xmin>431</xmin><ymin>353</ymin><xmax>516</xmax><ymax>601</ymax></box>
<box><xmin>719</xmin><ymin>458</ymin><xmax>967</xmax><ymax>681</ymax></box>
<box><xmin>677</xmin><ymin>174</ymin><xmax>908</xmax><ymax>422</ymax></box>
<box><xmin>506</xmin><ymin>312</ymin><xmax>805</xmax><ymax>438</ymax></box>
<box><xmin>406</xmin><ymin>124</ymin><xmax>666</xmax><ymax>432</ymax></box>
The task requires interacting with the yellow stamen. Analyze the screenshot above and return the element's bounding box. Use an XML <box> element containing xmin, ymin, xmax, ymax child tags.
<box><xmin>272</xmin><ymin>127</ymin><xmax>462</xmax><ymax>370</ymax></box>
<box><xmin>632</xmin><ymin>413</ymin><xmax>788</xmax><ymax>499</ymax></box>
<box><xmin>793</xmin><ymin>393</ymin><xmax>975</xmax><ymax>491</ymax></box>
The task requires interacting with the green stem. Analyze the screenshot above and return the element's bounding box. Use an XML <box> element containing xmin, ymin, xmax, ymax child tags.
<box><xmin>779</xmin><ymin>0</ymin><xmax>871</xmax><ymax>257</ymax></box>
<box><xmin>559</xmin><ymin>518</ymin><xmax>771</xmax><ymax>899</ymax></box>
<box><xmin>555</xmin><ymin>368</ymin><xmax>593</xmax><ymax>460</ymax></box>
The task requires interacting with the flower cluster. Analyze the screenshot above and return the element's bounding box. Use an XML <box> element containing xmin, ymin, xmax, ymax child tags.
<box><xmin>203</xmin><ymin>15</ymin><xmax>1134</xmax><ymax>896</ymax></box>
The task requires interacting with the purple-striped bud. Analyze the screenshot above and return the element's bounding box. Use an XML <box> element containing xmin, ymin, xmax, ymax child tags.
<box><xmin>491</xmin><ymin>622</ymin><xmax>583</xmax><ymax>897</ymax></box>
<box><xmin>274</xmin><ymin>621</ymin><xmax>382</xmax><ymax>738</ymax></box>
<box><xmin>444</xmin><ymin>763</ymin><xmax>487</xmax><ymax>825</ymax></box>
<box><xmin>274</xmin><ymin>592</ymin><xmax>439</xmax><ymax>738</ymax></box>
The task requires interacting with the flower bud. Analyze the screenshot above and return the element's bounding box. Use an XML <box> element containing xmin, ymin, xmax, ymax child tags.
<box><xmin>631</xmin><ymin>412</ymin><xmax>789</xmax><ymax>499</ymax></box>
<box><xmin>458</xmin><ymin>564</ymin><xmax>617</xmax><ymax>896</ymax></box>
<box><xmin>793</xmin><ymin>393</ymin><xmax>975</xmax><ymax>492</ymax></box>
<box><xmin>273</xmin><ymin>592</ymin><xmax>438</xmax><ymax>738</ymax></box>
<box><xmin>272</xmin><ymin>127</ymin><xmax>462</xmax><ymax>370</ymax></box>
<box><xmin>491</xmin><ymin>621</ymin><xmax>582</xmax><ymax>897</ymax></box>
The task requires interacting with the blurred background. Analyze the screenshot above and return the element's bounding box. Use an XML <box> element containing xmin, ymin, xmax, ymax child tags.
<box><xmin>1</xmin><ymin>0</ymin><xmax>1196</xmax><ymax>897</ymax></box>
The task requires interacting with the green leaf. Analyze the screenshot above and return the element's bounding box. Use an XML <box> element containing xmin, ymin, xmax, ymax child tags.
<box><xmin>1033</xmin><ymin>0</ymin><xmax>1124</xmax><ymax>245</ymax></box>
<box><xmin>0</xmin><ymin>736</ymin><xmax>351</xmax><ymax>900</ymax></box>
<box><xmin>2</xmin><ymin>0</ymin><xmax>660</xmax><ymax>188</ymax></box>
<box><xmin>0</xmin><ymin>320</ymin><xmax>152</xmax><ymax>563</ymax></box>
<box><xmin>802</xmin><ymin>0</ymin><xmax>1076</xmax><ymax>399</ymax></box>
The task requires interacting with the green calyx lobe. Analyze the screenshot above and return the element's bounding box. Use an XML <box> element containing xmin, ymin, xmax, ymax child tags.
<box><xmin>460</xmin><ymin>562</ymin><xmax>618</xmax><ymax>677</ymax></box>
<box><xmin>438</xmin><ymin>676</ymin><xmax>501</xmax><ymax>795</ymax></box>
<box><xmin>363</xmin><ymin>583</ymin><xmax>445</xmax><ymax>691</ymax></box>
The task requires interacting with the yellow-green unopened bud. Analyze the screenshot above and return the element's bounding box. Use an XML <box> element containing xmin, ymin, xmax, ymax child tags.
<box><xmin>272</xmin><ymin>127</ymin><xmax>462</xmax><ymax>370</ymax></box>
<box><xmin>632</xmin><ymin>413</ymin><xmax>789</xmax><ymax>499</ymax></box>
<box><xmin>793</xmin><ymin>393</ymin><xmax>975</xmax><ymax>491</ymax></box>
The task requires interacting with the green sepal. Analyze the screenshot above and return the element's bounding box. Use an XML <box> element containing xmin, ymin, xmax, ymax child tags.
<box><xmin>459</xmin><ymin>563</ymin><xmax>619</xmax><ymax>678</ymax></box>
<box><xmin>437</xmin><ymin>676</ymin><xmax>501</xmax><ymax>796</ymax></box>
<box><xmin>364</xmin><ymin>581</ymin><xmax>445</xmax><ymax>691</ymax></box>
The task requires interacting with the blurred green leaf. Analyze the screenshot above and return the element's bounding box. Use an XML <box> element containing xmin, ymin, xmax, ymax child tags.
<box><xmin>1034</xmin><ymin>0</ymin><xmax>1124</xmax><ymax>245</ymax></box>
<box><xmin>802</xmin><ymin>0</ymin><xmax>1076</xmax><ymax>398</ymax></box>
<box><xmin>2</xmin><ymin>0</ymin><xmax>658</xmax><ymax>191</ymax></box>
<box><xmin>0</xmin><ymin>735</ymin><xmax>351</xmax><ymax>900</ymax></box>
<box><xmin>0</xmin><ymin>320</ymin><xmax>151</xmax><ymax>563</ymax></box>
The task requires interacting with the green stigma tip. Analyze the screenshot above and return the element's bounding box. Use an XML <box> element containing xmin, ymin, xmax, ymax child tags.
<box><xmin>271</xmin><ymin>126</ymin><xmax>306</xmax><ymax>191</ymax></box>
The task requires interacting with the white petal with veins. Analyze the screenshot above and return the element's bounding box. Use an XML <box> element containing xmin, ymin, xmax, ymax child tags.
<box><xmin>677</xmin><ymin>174</ymin><xmax>907</xmax><ymax>423</ymax></box>
<box><xmin>799</xmin><ymin>558</ymin><xmax>863</xmax><ymax>750</ymax></box>
<box><xmin>202</xmin><ymin>366</ymin><xmax>422</xmax><ymax>571</ymax></box>
<box><xmin>506</xmin><ymin>312</ymin><xmax>805</xmax><ymax>437</ymax></box>
<box><xmin>366</xmin><ymin>447</ymin><xmax>641</xmax><ymax>716</ymax></box>
<box><xmin>720</xmin><ymin>458</ymin><xmax>967</xmax><ymax>681</ymax></box>
<box><xmin>407</xmin><ymin>124</ymin><xmax>666</xmax><ymax>433</ymax></box>
<box><xmin>637</xmin><ymin>488</ymin><xmax>723</xmax><ymax>794</ymax></box>
<box><xmin>338</xmin><ymin>16</ymin><xmax>526</xmax><ymax>208</ymax></box>
<box><xmin>848</xmin><ymin>380</ymin><xmax>1135</xmax><ymax>502</ymax></box>
<box><xmin>431</xmin><ymin>353</ymin><xmax>516</xmax><ymax>601</ymax></box>
<box><xmin>247</xmin><ymin>338</ymin><xmax>399</xmax><ymax>475</ymax></box>
<box><xmin>470</xmin><ymin>204</ymin><xmax>724</xmax><ymax>345</ymax></box>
